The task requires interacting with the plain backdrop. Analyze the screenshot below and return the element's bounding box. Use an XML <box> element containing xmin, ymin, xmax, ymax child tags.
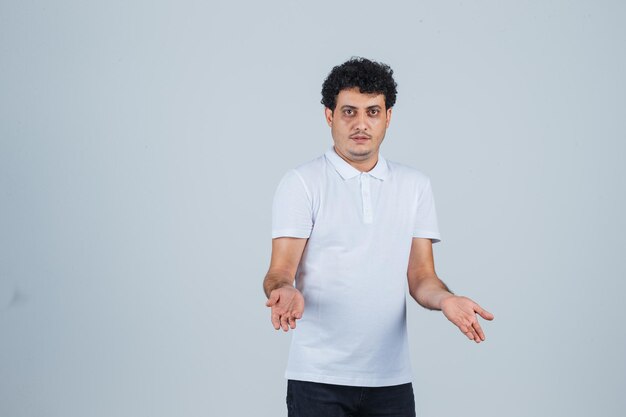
<box><xmin>1</xmin><ymin>1</ymin><xmax>625</xmax><ymax>416</ymax></box>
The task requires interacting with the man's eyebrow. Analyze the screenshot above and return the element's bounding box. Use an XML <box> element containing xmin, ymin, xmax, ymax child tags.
<box><xmin>339</xmin><ymin>105</ymin><xmax>382</xmax><ymax>110</ymax></box>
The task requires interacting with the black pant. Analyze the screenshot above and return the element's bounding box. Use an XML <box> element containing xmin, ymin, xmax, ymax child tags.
<box><xmin>286</xmin><ymin>379</ymin><xmax>416</xmax><ymax>417</ymax></box>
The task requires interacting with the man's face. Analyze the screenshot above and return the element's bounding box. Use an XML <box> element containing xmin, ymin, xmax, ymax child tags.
<box><xmin>325</xmin><ymin>87</ymin><xmax>392</xmax><ymax>166</ymax></box>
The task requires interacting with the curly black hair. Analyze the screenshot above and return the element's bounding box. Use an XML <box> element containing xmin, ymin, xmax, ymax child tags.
<box><xmin>321</xmin><ymin>57</ymin><xmax>397</xmax><ymax>111</ymax></box>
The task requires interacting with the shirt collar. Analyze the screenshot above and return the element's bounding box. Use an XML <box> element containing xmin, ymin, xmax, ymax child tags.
<box><xmin>324</xmin><ymin>146</ymin><xmax>389</xmax><ymax>181</ymax></box>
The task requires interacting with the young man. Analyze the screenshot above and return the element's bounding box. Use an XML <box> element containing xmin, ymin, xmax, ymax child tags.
<box><xmin>263</xmin><ymin>57</ymin><xmax>494</xmax><ymax>417</ymax></box>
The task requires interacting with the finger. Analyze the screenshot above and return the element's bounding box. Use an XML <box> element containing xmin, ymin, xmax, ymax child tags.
<box><xmin>476</xmin><ymin>305</ymin><xmax>494</xmax><ymax>321</ymax></box>
<box><xmin>462</xmin><ymin>324</ymin><xmax>474</xmax><ymax>340</ymax></box>
<box><xmin>266</xmin><ymin>291</ymin><xmax>279</xmax><ymax>307</ymax></box>
<box><xmin>472</xmin><ymin>328</ymin><xmax>481</xmax><ymax>343</ymax></box>
<box><xmin>288</xmin><ymin>316</ymin><xmax>296</xmax><ymax>329</ymax></box>
<box><xmin>271</xmin><ymin>311</ymin><xmax>281</xmax><ymax>330</ymax></box>
<box><xmin>280</xmin><ymin>314</ymin><xmax>290</xmax><ymax>332</ymax></box>
<box><xmin>473</xmin><ymin>321</ymin><xmax>486</xmax><ymax>341</ymax></box>
<box><xmin>463</xmin><ymin>321</ymin><xmax>478</xmax><ymax>342</ymax></box>
<box><xmin>468</xmin><ymin>321</ymin><xmax>481</xmax><ymax>343</ymax></box>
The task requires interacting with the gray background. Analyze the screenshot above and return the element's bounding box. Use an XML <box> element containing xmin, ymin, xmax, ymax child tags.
<box><xmin>1</xmin><ymin>1</ymin><xmax>625</xmax><ymax>416</ymax></box>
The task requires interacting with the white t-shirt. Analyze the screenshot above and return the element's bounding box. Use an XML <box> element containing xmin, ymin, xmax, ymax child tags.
<box><xmin>271</xmin><ymin>146</ymin><xmax>441</xmax><ymax>387</ymax></box>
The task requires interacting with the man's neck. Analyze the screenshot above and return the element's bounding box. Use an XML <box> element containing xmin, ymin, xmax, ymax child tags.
<box><xmin>333</xmin><ymin>146</ymin><xmax>379</xmax><ymax>173</ymax></box>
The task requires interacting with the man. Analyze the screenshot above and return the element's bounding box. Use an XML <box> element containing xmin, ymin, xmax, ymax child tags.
<box><xmin>263</xmin><ymin>57</ymin><xmax>494</xmax><ymax>417</ymax></box>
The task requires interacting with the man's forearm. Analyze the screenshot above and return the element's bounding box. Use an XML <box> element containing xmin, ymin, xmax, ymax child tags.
<box><xmin>263</xmin><ymin>270</ymin><xmax>295</xmax><ymax>298</ymax></box>
<box><xmin>409</xmin><ymin>273</ymin><xmax>454</xmax><ymax>310</ymax></box>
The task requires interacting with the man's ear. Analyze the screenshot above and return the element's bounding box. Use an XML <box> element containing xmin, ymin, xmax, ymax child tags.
<box><xmin>385</xmin><ymin>108</ymin><xmax>393</xmax><ymax>128</ymax></box>
<box><xmin>325</xmin><ymin>107</ymin><xmax>333</xmax><ymax>127</ymax></box>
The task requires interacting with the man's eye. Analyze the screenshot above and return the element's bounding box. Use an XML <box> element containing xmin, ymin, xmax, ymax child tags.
<box><xmin>344</xmin><ymin>109</ymin><xmax>354</xmax><ymax>116</ymax></box>
<box><xmin>369</xmin><ymin>109</ymin><xmax>379</xmax><ymax>116</ymax></box>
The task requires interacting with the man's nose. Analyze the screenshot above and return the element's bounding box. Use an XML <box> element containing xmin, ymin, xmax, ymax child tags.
<box><xmin>354</xmin><ymin>112</ymin><xmax>368</xmax><ymax>130</ymax></box>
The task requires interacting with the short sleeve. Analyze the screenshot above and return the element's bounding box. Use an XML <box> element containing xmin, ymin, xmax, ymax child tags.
<box><xmin>271</xmin><ymin>169</ymin><xmax>313</xmax><ymax>239</ymax></box>
<box><xmin>413</xmin><ymin>178</ymin><xmax>441</xmax><ymax>243</ymax></box>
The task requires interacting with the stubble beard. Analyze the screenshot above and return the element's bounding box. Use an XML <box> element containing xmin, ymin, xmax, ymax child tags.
<box><xmin>346</xmin><ymin>146</ymin><xmax>373</xmax><ymax>161</ymax></box>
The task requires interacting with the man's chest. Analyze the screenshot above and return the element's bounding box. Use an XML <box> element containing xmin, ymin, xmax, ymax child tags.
<box><xmin>309</xmin><ymin>177</ymin><xmax>417</xmax><ymax>245</ymax></box>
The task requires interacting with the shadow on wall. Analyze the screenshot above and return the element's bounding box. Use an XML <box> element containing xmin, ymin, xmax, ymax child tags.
<box><xmin>0</xmin><ymin>284</ymin><xmax>27</xmax><ymax>311</ymax></box>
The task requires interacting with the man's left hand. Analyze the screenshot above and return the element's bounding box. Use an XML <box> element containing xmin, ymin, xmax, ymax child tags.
<box><xmin>440</xmin><ymin>295</ymin><xmax>494</xmax><ymax>343</ymax></box>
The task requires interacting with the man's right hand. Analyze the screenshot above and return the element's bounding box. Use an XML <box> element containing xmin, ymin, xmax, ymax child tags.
<box><xmin>265</xmin><ymin>285</ymin><xmax>305</xmax><ymax>332</ymax></box>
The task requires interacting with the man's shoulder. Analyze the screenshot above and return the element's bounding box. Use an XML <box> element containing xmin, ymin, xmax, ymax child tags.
<box><xmin>293</xmin><ymin>153</ymin><xmax>327</xmax><ymax>172</ymax></box>
<box><xmin>284</xmin><ymin>153</ymin><xmax>327</xmax><ymax>182</ymax></box>
<box><xmin>274</xmin><ymin>153</ymin><xmax>326</xmax><ymax>193</ymax></box>
<box><xmin>385</xmin><ymin>158</ymin><xmax>432</xmax><ymax>184</ymax></box>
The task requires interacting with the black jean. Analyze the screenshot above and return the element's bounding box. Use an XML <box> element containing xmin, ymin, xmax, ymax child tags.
<box><xmin>286</xmin><ymin>379</ymin><xmax>416</xmax><ymax>417</ymax></box>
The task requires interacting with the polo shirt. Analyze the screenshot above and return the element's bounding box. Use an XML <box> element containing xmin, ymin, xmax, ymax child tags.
<box><xmin>271</xmin><ymin>145</ymin><xmax>441</xmax><ymax>387</ymax></box>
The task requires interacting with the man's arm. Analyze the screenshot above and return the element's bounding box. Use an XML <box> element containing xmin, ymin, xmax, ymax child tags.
<box><xmin>407</xmin><ymin>237</ymin><xmax>494</xmax><ymax>343</ymax></box>
<box><xmin>263</xmin><ymin>237</ymin><xmax>308</xmax><ymax>332</ymax></box>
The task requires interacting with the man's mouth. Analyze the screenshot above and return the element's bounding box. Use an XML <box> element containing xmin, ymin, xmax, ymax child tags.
<box><xmin>350</xmin><ymin>134</ymin><xmax>371</xmax><ymax>142</ymax></box>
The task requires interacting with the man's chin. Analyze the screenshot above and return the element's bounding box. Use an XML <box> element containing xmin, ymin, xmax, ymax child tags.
<box><xmin>347</xmin><ymin>145</ymin><xmax>372</xmax><ymax>158</ymax></box>
<box><xmin>347</xmin><ymin>148</ymin><xmax>372</xmax><ymax>160</ymax></box>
